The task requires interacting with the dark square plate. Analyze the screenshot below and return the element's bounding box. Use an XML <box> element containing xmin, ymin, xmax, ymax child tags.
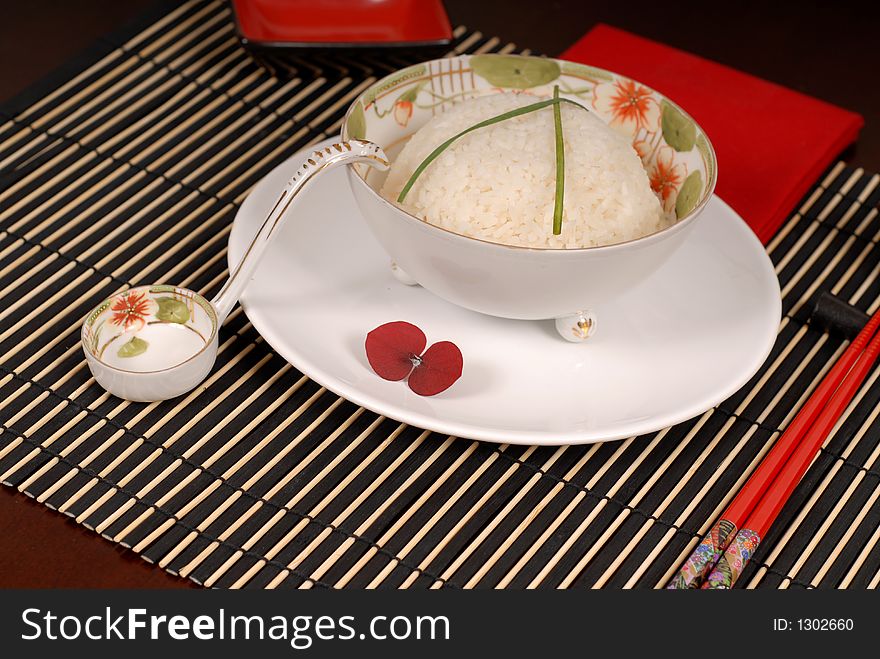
<box><xmin>231</xmin><ymin>0</ymin><xmax>453</xmax><ymax>50</ymax></box>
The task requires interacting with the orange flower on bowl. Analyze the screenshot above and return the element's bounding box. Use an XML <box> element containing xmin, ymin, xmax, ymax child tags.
<box><xmin>110</xmin><ymin>290</ymin><xmax>157</xmax><ymax>331</ymax></box>
<box><xmin>593</xmin><ymin>79</ymin><xmax>659</xmax><ymax>133</ymax></box>
<box><xmin>393</xmin><ymin>99</ymin><xmax>414</xmax><ymax>127</ymax></box>
<box><xmin>649</xmin><ymin>146</ymin><xmax>687</xmax><ymax>212</ymax></box>
<box><xmin>391</xmin><ymin>84</ymin><xmax>423</xmax><ymax>127</ymax></box>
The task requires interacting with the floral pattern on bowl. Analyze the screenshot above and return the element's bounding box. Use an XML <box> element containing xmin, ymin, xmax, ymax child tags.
<box><xmin>344</xmin><ymin>54</ymin><xmax>716</xmax><ymax>223</ymax></box>
<box><xmin>82</xmin><ymin>285</ymin><xmax>217</xmax><ymax>369</ymax></box>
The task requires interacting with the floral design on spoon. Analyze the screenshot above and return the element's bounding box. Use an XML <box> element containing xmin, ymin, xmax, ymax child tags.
<box><xmin>110</xmin><ymin>290</ymin><xmax>157</xmax><ymax>331</ymax></box>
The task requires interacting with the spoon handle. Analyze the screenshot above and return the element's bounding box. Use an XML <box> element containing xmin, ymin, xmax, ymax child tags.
<box><xmin>211</xmin><ymin>139</ymin><xmax>390</xmax><ymax>323</ymax></box>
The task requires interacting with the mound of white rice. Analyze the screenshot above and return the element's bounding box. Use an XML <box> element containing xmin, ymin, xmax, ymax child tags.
<box><xmin>380</xmin><ymin>92</ymin><xmax>669</xmax><ymax>249</ymax></box>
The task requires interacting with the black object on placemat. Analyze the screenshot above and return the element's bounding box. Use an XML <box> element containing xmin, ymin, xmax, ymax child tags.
<box><xmin>811</xmin><ymin>291</ymin><xmax>871</xmax><ymax>340</ymax></box>
<box><xmin>2</xmin><ymin>0</ymin><xmax>880</xmax><ymax>589</ymax></box>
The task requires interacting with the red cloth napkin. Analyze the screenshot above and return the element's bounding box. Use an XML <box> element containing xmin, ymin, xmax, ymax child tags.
<box><xmin>560</xmin><ymin>25</ymin><xmax>864</xmax><ymax>244</ymax></box>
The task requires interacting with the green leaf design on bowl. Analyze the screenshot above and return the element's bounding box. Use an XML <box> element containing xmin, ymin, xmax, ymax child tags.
<box><xmin>381</xmin><ymin>64</ymin><xmax>427</xmax><ymax>91</ymax></box>
<box><xmin>347</xmin><ymin>102</ymin><xmax>366</xmax><ymax>140</ymax></box>
<box><xmin>675</xmin><ymin>171</ymin><xmax>703</xmax><ymax>219</ymax></box>
<box><xmin>117</xmin><ymin>335</ymin><xmax>148</xmax><ymax>358</ymax></box>
<box><xmin>696</xmin><ymin>134</ymin><xmax>716</xmax><ymax>186</ymax></box>
<box><xmin>470</xmin><ymin>55</ymin><xmax>561</xmax><ymax>88</ymax></box>
<box><xmin>661</xmin><ymin>100</ymin><xmax>696</xmax><ymax>152</ymax></box>
<box><xmin>559</xmin><ymin>61</ymin><xmax>613</xmax><ymax>81</ymax></box>
<box><xmin>397</xmin><ymin>82</ymin><xmax>424</xmax><ymax>104</ymax></box>
<box><xmin>155</xmin><ymin>297</ymin><xmax>190</xmax><ymax>324</ymax></box>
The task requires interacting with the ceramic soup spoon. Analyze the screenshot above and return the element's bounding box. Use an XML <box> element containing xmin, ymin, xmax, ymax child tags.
<box><xmin>81</xmin><ymin>140</ymin><xmax>390</xmax><ymax>402</ymax></box>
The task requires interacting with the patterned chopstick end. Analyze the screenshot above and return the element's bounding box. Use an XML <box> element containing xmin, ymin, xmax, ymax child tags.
<box><xmin>701</xmin><ymin>529</ymin><xmax>762</xmax><ymax>589</ymax></box>
<box><xmin>666</xmin><ymin>519</ymin><xmax>737</xmax><ymax>589</ymax></box>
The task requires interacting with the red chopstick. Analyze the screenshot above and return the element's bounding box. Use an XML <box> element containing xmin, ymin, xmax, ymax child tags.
<box><xmin>702</xmin><ymin>321</ymin><xmax>880</xmax><ymax>588</ymax></box>
<box><xmin>667</xmin><ymin>308</ymin><xmax>880</xmax><ymax>589</ymax></box>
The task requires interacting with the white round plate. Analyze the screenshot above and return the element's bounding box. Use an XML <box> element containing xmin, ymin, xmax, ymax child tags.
<box><xmin>228</xmin><ymin>139</ymin><xmax>781</xmax><ymax>445</ymax></box>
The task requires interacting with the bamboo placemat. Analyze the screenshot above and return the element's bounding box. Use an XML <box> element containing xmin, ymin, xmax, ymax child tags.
<box><xmin>2</xmin><ymin>0</ymin><xmax>880</xmax><ymax>589</ymax></box>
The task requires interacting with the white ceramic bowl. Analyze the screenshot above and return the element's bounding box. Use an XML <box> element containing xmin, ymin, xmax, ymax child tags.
<box><xmin>81</xmin><ymin>285</ymin><xmax>219</xmax><ymax>402</ymax></box>
<box><xmin>341</xmin><ymin>54</ymin><xmax>717</xmax><ymax>333</ymax></box>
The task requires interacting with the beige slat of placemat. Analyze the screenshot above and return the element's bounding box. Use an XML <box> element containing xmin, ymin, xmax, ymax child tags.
<box><xmin>173</xmin><ymin>406</ymin><xmax>375</xmax><ymax>577</ymax></box>
<box><xmin>796</xmin><ymin>423</ymin><xmax>880</xmax><ymax>587</ymax></box>
<box><xmin>113</xmin><ymin>378</ymin><xmax>333</xmax><ymax>544</ymax></box>
<box><xmin>1</xmin><ymin>0</ymin><xmax>880</xmax><ymax>592</ymax></box>
<box><xmin>227</xmin><ymin>423</ymin><xmax>426</xmax><ymax>589</ymax></box>
<box><xmin>275</xmin><ymin>431</ymin><xmax>445</xmax><ymax>590</ymax></box>
<box><xmin>843</xmin><ymin>518</ymin><xmax>880</xmax><ymax>587</ymax></box>
<box><xmin>126</xmin><ymin>387</ymin><xmax>344</xmax><ymax>555</ymax></box>
<box><xmin>199</xmin><ymin>413</ymin><xmax>393</xmax><ymax>587</ymax></box>
<box><xmin>426</xmin><ymin>446</ymin><xmax>570</xmax><ymax>589</ymax></box>
<box><xmin>0</xmin><ymin>7</ymin><xmax>237</xmax><ymax>191</ymax></box>
<box><xmin>329</xmin><ymin>439</ymin><xmax>487</xmax><ymax>588</ymax></box>
<box><xmin>0</xmin><ymin>1</ymin><xmax>209</xmax><ymax>153</ymax></box>
<box><xmin>486</xmin><ymin>442</ymin><xmax>619</xmax><ymax>588</ymax></box>
<box><xmin>82</xmin><ymin>361</ymin><xmax>305</xmax><ymax>534</ymax></box>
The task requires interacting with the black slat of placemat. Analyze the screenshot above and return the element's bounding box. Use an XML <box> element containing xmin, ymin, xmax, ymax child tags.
<box><xmin>2</xmin><ymin>0</ymin><xmax>880</xmax><ymax>588</ymax></box>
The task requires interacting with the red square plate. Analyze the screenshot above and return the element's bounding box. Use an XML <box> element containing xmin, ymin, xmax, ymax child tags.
<box><xmin>231</xmin><ymin>0</ymin><xmax>453</xmax><ymax>49</ymax></box>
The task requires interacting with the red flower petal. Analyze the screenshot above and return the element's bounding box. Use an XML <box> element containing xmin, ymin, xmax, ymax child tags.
<box><xmin>407</xmin><ymin>341</ymin><xmax>463</xmax><ymax>396</ymax></box>
<box><xmin>365</xmin><ymin>321</ymin><xmax>427</xmax><ymax>381</ymax></box>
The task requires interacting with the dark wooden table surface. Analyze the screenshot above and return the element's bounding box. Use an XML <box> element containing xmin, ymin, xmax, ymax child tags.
<box><xmin>1</xmin><ymin>0</ymin><xmax>879</xmax><ymax>588</ymax></box>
